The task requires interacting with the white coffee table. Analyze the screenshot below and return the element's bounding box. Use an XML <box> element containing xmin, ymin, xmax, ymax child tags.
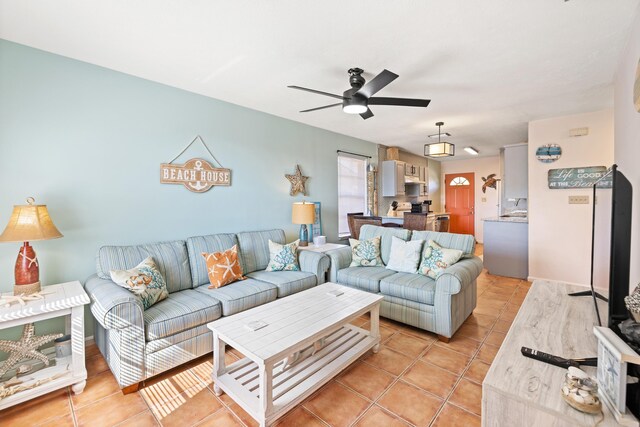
<box><xmin>207</xmin><ymin>282</ymin><xmax>382</xmax><ymax>427</ymax></box>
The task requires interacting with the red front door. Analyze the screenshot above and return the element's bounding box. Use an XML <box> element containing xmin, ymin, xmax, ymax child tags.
<box><xmin>445</xmin><ymin>173</ymin><xmax>475</xmax><ymax>236</ymax></box>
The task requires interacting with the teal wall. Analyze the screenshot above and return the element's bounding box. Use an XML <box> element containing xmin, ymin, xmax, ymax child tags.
<box><xmin>0</xmin><ymin>39</ymin><xmax>378</xmax><ymax>341</ymax></box>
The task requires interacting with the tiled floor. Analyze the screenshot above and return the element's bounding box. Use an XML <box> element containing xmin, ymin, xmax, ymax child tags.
<box><xmin>0</xmin><ymin>245</ymin><xmax>532</xmax><ymax>427</ymax></box>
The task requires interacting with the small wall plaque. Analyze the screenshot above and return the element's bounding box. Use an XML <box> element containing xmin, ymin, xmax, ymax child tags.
<box><xmin>548</xmin><ymin>166</ymin><xmax>606</xmax><ymax>189</ymax></box>
<box><xmin>161</xmin><ymin>135</ymin><xmax>231</xmax><ymax>193</ymax></box>
<box><xmin>161</xmin><ymin>158</ymin><xmax>231</xmax><ymax>193</ymax></box>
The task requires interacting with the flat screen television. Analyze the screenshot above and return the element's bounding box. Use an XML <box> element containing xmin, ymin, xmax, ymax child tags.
<box><xmin>590</xmin><ymin>164</ymin><xmax>633</xmax><ymax>336</ymax></box>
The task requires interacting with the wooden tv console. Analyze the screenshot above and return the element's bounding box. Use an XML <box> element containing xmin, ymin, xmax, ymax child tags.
<box><xmin>483</xmin><ymin>280</ymin><xmax>638</xmax><ymax>427</ymax></box>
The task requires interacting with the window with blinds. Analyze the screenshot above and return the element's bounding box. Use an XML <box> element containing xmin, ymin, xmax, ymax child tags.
<box><xmin>337</xmin><ymin>153</ymin><xmax>368</xmax><ymax>237</ymax></box>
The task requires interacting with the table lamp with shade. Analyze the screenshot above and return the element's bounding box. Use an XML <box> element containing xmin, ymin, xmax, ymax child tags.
<box><xmin>0</xmin><ymin>198</ymin><xmax>63</xmax><ymax>295</ymax></box>
<box><xmin>292</xmin><ymin>202</ymin><xmax>315</xmax><ymax>247</ymax></box>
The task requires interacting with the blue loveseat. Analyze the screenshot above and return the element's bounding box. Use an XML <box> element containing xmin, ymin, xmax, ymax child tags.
<box><xmin>84</xmin><ymin>229</ymin><xmax>330</xmax><ymax>392</ymax></box>
<box><xmin>327</xmin><ymin>225</ymin><xmax>483</xmax><ymax>341</ymax></box>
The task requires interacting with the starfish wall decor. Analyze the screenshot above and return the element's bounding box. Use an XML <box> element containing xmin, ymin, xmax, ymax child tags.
<box><xmin>0</xmin><ymin>323</ymin><xmax>62</xmax><ymax>378</ymax></box>
<box><xmin>285</xmin><ymin>165</ymin><xmax>309</xmax><ymax>196</ymax></box>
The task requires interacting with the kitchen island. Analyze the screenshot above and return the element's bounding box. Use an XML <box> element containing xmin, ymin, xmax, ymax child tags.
<box><xmin>483</xmin><ymin>216</ymin><xmax>528</xmax><ymax>279</ymax></box>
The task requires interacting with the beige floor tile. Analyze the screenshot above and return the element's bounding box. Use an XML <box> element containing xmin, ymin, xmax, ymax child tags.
<box><xmin>115</xmin><ymin>410</ymin><xmax>159</xmax><ymax>427</ymax></box>
<box><xmin>337</xmin><ymin>361</ymin><xmax>395</xmax><ymax>400</ymax></box>
<box><xmin>464</xmin><ymin>313</ymin><xmax>498</xmax><ymax>329</ymax></box>
<box><xmin>85</xmin><ymin>342</ymin><xmax>102</xmax><ymax>358</ymax></box>
<box><xmin>463</xmin><ymin>359</ymin><xmax>491</xmax><ymax>385</ymax></box>
<box><xmin>476</xmin><ymin>343</ymin><xmax>501</xmax><ymax>364</ymax></box>
<box><xmin>86</xmin><ymin>354</ymin><xmax>110</xmax><ymax>378</ymax></box>
<box><xmin>402</xmin><ymin>361</ymin><xmax>459</xmax><ymax>399</ymax></box>
<box><xmin>72</xmin><ymin>369</ymin><xmax>121</xmax><ymax>409</ymax></box>
<box><xmin>480</xmin><ymin>291</ymin><xmax>512</xmax><ymax>303</ymax></box>
<box><xmin>456</xmin><ymin>323</ymin><xmax>491</xmax><ymax>342</ymax></box>
<box><xmin>141</xmin><ymin>368</ymin><xmax>209</xmax><ymax>408</ymax></box>
<box><xmin>303</xmin><ymin>381</ymin><xmax>370</xmax><ymax>427</ymax></box>
<box><xmin>432</xmin><ymin>402</ymin><xmax>481</xmax><ymax>427</ymax></box>
<box><xmin>37</xmin><ymin>413</ymin><xmax>76</xmax><ymax>427</ymax></box>
<box><xmin>485</xmin><ymin>330</ymin><xmax>507</xmax><ymax>347</ymax></box>
<box><xmin>363</xmin><ymin>347</ymin><xmax>414</xmax><ymax>376</ymax></box>
<box><xmin>363</xmin><ymin>323</ymin><xmax>397</xmax><ymax>343</ymax></box>
<box><xmin>197</xmin><ymin>408</ymin><xmax>244</xmax><ymax>426</ymax></box>
<box><xmin>228</xmin><ymin>402</ymin><xmax>259</xmax><ymax>427</ymax></box>
<box><xmin>274</xmin><ymin>406</ymin><xmax>325</xmax><ymax>427</ymax></box>
<box><xmin>378</xmin><ymin>381</ymin><xmax>442</xmax><ymax>426</ymax></box>
<box><xmin>434</xmin><ymin>335</ymin><xmax>481</xmax><ymax>357</ymax></box>
<box><xmin>76</xmin><ymin>390</ymin><xmax>148</xmax><ymax>427</ymax></box>
<box><xmin>149</xmin><ymin>386</ymin><xmax>222</xmax><ymax>427</ymax></box>
<box><xmin>422</xmin><ymin>345</ymin><xmax>472</xmax><ymax>375</ymax></box>
<box><xmin>498</xmin><ymin>309</ymin><xmax>518</xmax><ymax>322</ymax></box>
<box><xmin>492</xmin><ymin>319</ymin><xmax>513</xmax><ymax>333</ymax></box>
<box><xmin>384</xmin><ymin>332</ymin><xmax>432</xmax><ymax>357</ymax></box>
<box><xmin>0</xmin><ymin>388</ymin><xmax>71</xmax><ymax>426</ymax></box>
<box><xmin>449</xmin><ymin>379</ymin><xmax>483</xmax><ymax>416</ymax></box>
<box><xmin>354</xmin><ymin>406</ymin><xmax>409</xmax><ymax>427</ymax></box>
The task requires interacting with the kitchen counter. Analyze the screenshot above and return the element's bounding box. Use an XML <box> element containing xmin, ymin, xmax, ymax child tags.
<box><xmin>483</xmin><ymin>216</ymin><xmax>528</xmax><ymax>224</ymax></box>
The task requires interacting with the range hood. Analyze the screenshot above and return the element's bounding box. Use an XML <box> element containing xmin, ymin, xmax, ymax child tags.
<box><xmin>404</xmin><ymin>176</ymin><xmax>426</xmax><ymax>184</ymax></box>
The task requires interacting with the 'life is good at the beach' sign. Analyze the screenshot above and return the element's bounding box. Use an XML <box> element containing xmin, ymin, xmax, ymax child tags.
<box><xmin>548</xmin><ymin>166</ymin><xmax>606</xmax><ymax>189</ymax></box>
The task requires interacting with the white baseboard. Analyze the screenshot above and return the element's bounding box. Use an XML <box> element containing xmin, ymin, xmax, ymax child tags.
<box><xmin>526</xmin><ymin>276</ymin><xmax>590</xmax><ymax>289</ymax></box>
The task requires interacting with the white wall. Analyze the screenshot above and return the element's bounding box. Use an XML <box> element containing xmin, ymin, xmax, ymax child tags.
<box><xmin>528</xmin><ymin>110</ymin><xmax>614</xmax><ymax>285</ymax></box>
<box><xmin>614</xmin><ymin>6</ymin><xmax>640</xmax><ymax>293</ymax></box>
<box><xmin>441</xmin><ymin>156</ymin><xmax>500</xmax><ymax>243</ymax></box>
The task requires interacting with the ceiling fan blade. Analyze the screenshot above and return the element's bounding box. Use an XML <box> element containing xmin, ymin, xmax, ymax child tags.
<box><xmin>299</xmin><ymin>103</ymin><xmax>342</xmax><ymax>113</ymax></box>
<box><xmin>368</xmin><ymin>97</ymin><xmax>431</xmax><ymax>108</ymax></box>
<box><xmin>287</xmin><ymin>85</ymin><xmax>345</xmax><ymax>100</ymax></box>
<box><xmin>355</xmin><ymin>69</ymin><xmax>398</xmax><ymax>98</ymax></box>
<box><xmin>360</xmin><ymin>108</ymin><xmax>374</xmax><ymax>120</ymax></box>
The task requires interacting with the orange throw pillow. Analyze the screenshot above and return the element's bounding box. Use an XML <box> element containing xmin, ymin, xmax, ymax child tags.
<box><xmin>202</xmin><ymin>245</ymin><xmax>246</xmax><ymax>289</ymax></box>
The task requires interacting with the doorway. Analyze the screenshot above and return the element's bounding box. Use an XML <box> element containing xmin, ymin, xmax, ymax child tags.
<box><xmin>445</xmin><ymin>173</ymin><xmax>475</xmax><ymax>236</ymax></box>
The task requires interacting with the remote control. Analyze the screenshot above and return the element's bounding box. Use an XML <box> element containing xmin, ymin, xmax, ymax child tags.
<box><xmin>520</xmin><ymin>347</ymin><xmax>578</xmax><ymax>369</ymax></box>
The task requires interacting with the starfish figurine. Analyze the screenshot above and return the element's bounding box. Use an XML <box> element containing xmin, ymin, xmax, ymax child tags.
<box><xmin>285</xmin><ymin>165</ymin><xmax>309</xmax><ymax>196</ymax></box>
<box><xmin>0</xmin><ymin>323</ymin><xmax>62</xmax><ymax>378</ymax></box>
<box><xmin>0</xmin><ymin>290</ymin><xmax>53</xmax><ymax>308</ymax></box>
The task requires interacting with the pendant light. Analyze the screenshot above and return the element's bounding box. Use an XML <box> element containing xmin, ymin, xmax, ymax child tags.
<box><xmin>424</xmin><ymin>122</ymin><xmax>455</xmax><ymax>158</ymax></box>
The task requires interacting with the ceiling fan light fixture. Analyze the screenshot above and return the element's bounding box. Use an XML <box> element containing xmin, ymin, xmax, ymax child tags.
<box><xmin>464</xmin><ymin>146</ymin><xmax>479</xmax><ymax>155</ymax></box>
<box><xmin>424</xmin><ymin>121</ymin><xmax>455</xmax><ymax>158</ymax></box>
<box><xmin>342</xmin><ymin>104</ymin><xmax>368</xmax><ymax>114</ymax></box>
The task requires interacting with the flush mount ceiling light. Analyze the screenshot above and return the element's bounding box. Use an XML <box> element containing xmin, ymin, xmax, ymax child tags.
<box><xmin>464</xmin><ymin>146</ymin><xmax>479</xmax><ymax>155</ymax></box>
<box><xmin>424</xmin><ymin>122</ymin><xmax>455</xmax><ymax>158</ymax></box>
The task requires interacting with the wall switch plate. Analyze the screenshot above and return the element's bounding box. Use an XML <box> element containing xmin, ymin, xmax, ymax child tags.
<box><xmin>568</xmin><ymin>195</ymin><xmax>590</xmax><ymax>204</ymax></box>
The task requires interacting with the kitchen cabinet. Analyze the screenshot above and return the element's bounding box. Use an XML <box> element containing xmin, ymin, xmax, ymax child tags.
<box><xmin>419</xmin><ymin>166</ymin><xmax>428</xmax><ymax>196</ymax></box>
<box><xmin>404</xmin><ymin>163</ymin><xmax>419</xmax><ymax>177</ymax></box>
<box><xmin>382</xmin><ymin>160</ymin><xmax>406</xmax><ymax>197</ymax></box>
<box><xmin>503</xmin><ymin>144</ymin><xmax>528</xmax><ymax>199</ymax></box>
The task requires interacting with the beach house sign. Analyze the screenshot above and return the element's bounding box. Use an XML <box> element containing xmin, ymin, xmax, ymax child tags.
<box><xmin>160</xmin><ymin>158</ymin><xmax>231</xmax><ymax>193</ymax></box>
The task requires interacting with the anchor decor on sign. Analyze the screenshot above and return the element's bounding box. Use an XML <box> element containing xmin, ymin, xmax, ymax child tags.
<box><xmin>160</xmin><ymin>135</ymin><xmax>231</xmax><ymax>193</ymax></box>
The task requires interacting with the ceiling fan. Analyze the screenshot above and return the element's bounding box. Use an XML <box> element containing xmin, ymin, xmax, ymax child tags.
<box><xmin>288</xmin><ymin>68</ymin><xmax>431</xmax><ymax>120</ymax></box>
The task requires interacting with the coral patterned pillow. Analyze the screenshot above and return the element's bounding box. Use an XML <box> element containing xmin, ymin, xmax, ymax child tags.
<box><xmin>349</xmin><ymin>236</ymin><xmax>384</xmax><ymax>267</ymax></box>
<box><xmin>202</xmin><ymin>245</ymin><xmax>246</xmax><ymax>289</ymax></box>
<box><xmin>418</xmin><ymin>240</ymin><xmax>463</xmax><ymax>279</ymax></box>
<box><xmin>266</xmin><ymin>240</ymin><xmax>300</xmax><ymax>271</ymax></box>
<box><xmin>110</xmin><ymin>257</ymin><xmax>169</xmax><ymax>310</ymax></box>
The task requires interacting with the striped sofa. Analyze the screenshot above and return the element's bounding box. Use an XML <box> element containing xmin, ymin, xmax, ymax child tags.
<box><xmin>84</xmin><ymin>229</ymin><xmax>330</xmax><ymax>393</ymax></box>
<box><xmin>327</xmin><ymin>225</ymin><xmax>482</xmax><ymax>342</ymax></box>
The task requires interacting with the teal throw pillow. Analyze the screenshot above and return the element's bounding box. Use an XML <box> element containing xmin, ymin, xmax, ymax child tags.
<box><xmin>109</xmin><ymin>257</ymin><xmax>169</xmax><ymax>310</ymax></box>
<box><xmin>266</xmin><ymin>239</ymin><xmax>300</xmax><ymax>271</ymax></box>
<box><xmin>418</xmin><ymin>240</ymin><xmax>463</xmax><ymax>279</ymax></box>
<box><xmin>349</xmin><ymin>236</ymin><xmax>384</xmax><ymax>267</ymax></box>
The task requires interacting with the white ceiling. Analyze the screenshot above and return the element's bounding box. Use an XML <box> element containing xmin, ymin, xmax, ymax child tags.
<box><xmin>1</xmin><ymin>0</ymin><xmax>638</xmax><ymax>159</ymax></box>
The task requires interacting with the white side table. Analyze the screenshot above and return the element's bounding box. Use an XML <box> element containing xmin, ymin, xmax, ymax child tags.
<box><xmin>298</xmin><ymin>243</ymin><xmax>347</xmax><ymax>253</ymax></box>
<box><xmin>0</xmin><ymin>281</ymin><xmax>90</xmax><ymax>410</ymax></box>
